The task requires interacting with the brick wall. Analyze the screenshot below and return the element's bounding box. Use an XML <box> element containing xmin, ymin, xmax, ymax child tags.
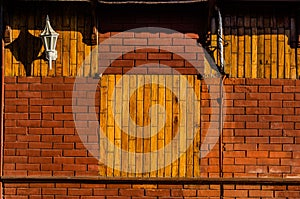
<box><xmin>223</xmin><ymin>78</ymin><xmax>300</xmax><ymax>179</ymax></box>
<box><xmin>2</xmin><ymin>76</ymin><xmax>300</xmax><ymax>198</ymax></box>
<box><xmin>3</xmin><ymin>183</ymin><xmax>300</xmax><ymax>198</ymax></box>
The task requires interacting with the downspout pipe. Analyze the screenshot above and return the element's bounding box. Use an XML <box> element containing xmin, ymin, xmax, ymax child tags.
<box><xmin>216</xmin><ymin>6</ymin><xmax>225</xmax><ymax>74</ymax></box>
<box><xmin>215</xmin><ymin>4</ymin><xmax>226</xmax><ymax>199</ymax></box>
<box><xmin>0</xmin><ymin>1</ymin><xmax>4</xmax><ymax>198</ymax></box>
<box><xmin>0</xmin><ymin>0</ymin><xmax>3</xmax><ymax>176</ymax></box>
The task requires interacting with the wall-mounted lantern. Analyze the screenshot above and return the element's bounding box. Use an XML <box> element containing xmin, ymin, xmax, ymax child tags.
<box><xmin>40</xmin><ymin>15</ymin><xmax>59</xmax><ymax>70</ymax></box>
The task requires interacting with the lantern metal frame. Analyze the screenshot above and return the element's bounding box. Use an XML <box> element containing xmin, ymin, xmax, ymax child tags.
<box><xmin>40</xmin><ymin>15</ymin><xmax>59</xmax><ymax>70</ymax></box>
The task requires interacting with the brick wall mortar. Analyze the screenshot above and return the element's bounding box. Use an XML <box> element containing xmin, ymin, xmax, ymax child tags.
<box><xmin>3</xmin><ymin>77</ymin><xmax>300</xmax><ymax>198</ymax></box>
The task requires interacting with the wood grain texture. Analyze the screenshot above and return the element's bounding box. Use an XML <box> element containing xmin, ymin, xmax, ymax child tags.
<box><xmin>97</xmin><ymin>75</ymin><xmax>203</xmax><ymax>177</ymax></box>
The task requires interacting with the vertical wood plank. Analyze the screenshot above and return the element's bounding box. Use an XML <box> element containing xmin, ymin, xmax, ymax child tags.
<box><xmin>143</xmin><ymin>75</ymin><xmax>151</xmax><ymax>177</ymax></box>
<box><xmin>150</xmin><ymin>75</ymin><xmax>158</xmax><ymax>177</ymax></box>
<box><xmin>238</xmin><ymin>27</ymin><xmax>245</xmax><ymax>78</ymax></box>
<box><xmin>257</xmin><ymin>27</ymin><xmax>265</xmax><ymax>78</ymax></box>
<box><xmin>284</xmin><ymin>30</ymin><xmax>291</xmax><ymax>78</ymax></box>
<box><xmin>231</xmin><ymin>28</ymin><xmax>238</xmax><ymax>78</ymax></box>
<box><xmin>271</xmin><ymin>28</ymin><xmax>278</xmax><ymax>78</ymax></box>
<box><xmin>12</xmin><ymin>14</ymin><xmax>21</xmax><ymax>76</ymax></box>
<box><xmin>265</xmin><ymin>27</ymin><xmax>271</xmax><ymax>78</ymax></box>
<box><xmin>128</xmin><ymin>75</ymin><xmax>137</xmax><ymax>177</ymax></box>
<box><xmin>250</xmin><ymin>17</ymin><xmax>257</xmax><ymax>78</ymax></box>
<box><xmin>290</xmin><ymin>17</ymin><xmax>297</xmax><ymax>79</ymax></box>
<box><xmin>99</xmin><ymin>75</ymin><xmax>108</xmax><ymax>176</ymax></box>
<box><xmin>278</xmin><ymin>28</ymin><xmax>285</xmax><ymax>78</ymax></box>
<box><xmin>171</xmin><ymin>75</ymin><xmax>179</xmax><ymax>177</ymax></box>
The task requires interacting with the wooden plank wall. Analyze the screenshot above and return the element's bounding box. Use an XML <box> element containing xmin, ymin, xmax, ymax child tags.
<box><xmin>4</xmin><ymin>3</ymin><xmax>96</xmax><ymax>77</ymax></box>
<box><xmin>97</xmin><ymin>74</ymin><xmax>219</xmax><ymax>178</ymax></box>
<box><xmin>4</xmin><ymin>4</ymin><xmax>300</xmax><ymax>79</ymax></box>
<box><xmin>218</xmin><ymin>4</ymin><xmax>298</xmax><ymax>79</ymax></box>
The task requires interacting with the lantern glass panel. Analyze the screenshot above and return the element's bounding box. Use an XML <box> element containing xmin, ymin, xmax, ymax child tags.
<box><xmin>52</xmin><ymin>36</ymin><xmax>58</xmax><ymax>51</ymax></box>
<box><xmin>47</xmin><ymin>36</ymin><xmax>52</xmax><ymax>51</ymax></box>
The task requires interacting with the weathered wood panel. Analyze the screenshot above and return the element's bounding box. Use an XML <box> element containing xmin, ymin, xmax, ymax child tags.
<box><xmin>97</xmin><ymin>74</ymin><xmax>217</xmax><ymax>178</ymax></box>
<box><xmin>4</xmin><ymin>3</ymin><xmax>300</xmax><ymax>79</ymax></box>
<box><xmin>218</xmin><ymin>5</ymin><xmax>299</xmax><ymax>79</ymax></box>
<box><xmin>4</xmin><ymin>3</ymin><xmax>95</xmax><ymax>77</ymax></box>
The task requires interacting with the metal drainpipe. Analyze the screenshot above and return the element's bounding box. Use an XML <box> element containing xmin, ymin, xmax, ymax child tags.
<box><xmin>216</xmin><ymin>6</ymin><xmax>224</xmax><ymax>73</ymax></box>
<box><xmin>216</xmin><ymin>5</ymin><xmax>225</xmax><ymax>199</ymax></box>
<box><xmin>0</xmin><ymin>2</ymin><xmax>4</xmax><ymax>198</ymax></box>
<box><xmin>0</xmin><ymin>0</ymin><xmax>4</xmax><ymax>177</ymax></box>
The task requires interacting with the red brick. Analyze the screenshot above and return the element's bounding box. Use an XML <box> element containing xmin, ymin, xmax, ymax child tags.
<box><xmin>5</xmin><ymin>127</ymin><xmax>27</xmax><ymax>134</ymax></box>
<box><xmin>271</xmin><ymin>79</ymin><xmax>295</xmax><ymax>86</ymax></box>
<box><xmin>246</xmin><ymin>93</ymin><xmax>270</xmax><ymax>100</ymax></box>
<box><xmin>42</xmin><ymin>188</ymin><xmax>67</xmax><ymax>195</ymax></box>
<box><xmin>106</xmin><ymin>197</ymin><xmax>130</xmax><ymax>199</ymax></box>
<box><xmin>275</xmin><ymin>191</ymin><xmax>300</xmax><ymax>198</ymax></box>
<box><xmin>259</xmin><ymin>100</ymin><xmax>282</xmax><ymax>107</ymax></box>
<box><xmin>246</xmin><ymin>122</ymin><xmax>269</xmax><ymax>129</ymax></box>
<box><xmin>246</xmin><ymin>137</ymin><xmax>269</xmax><ymax>143</ymax></box>
<box><xmin>68</xmin><ymin>188</ymin><xmax>92</xmax><ymax>196</ymax></box>
<box><xmin>234</xmin><ymin>115</ymin><xmax>257</xmax><ymax>122</ymax></box>
<box><xmin>259</xmin><ymin>115</ymin><xmax>282</xmax><ymax>122</ymax></box>
<box><xmin>283</xmin><ymin>115</ymin><xmax>300</xmax><ymax>122</ymax></box>
<box><xmin>41</xmin><ymin>121</ymin><xmax>63</xmax><ymax>128</ymax></box>
<box><xmin>54</xmin><ymin>157</ymin><xmax>74</xmax><ymax>164</ymax></box>
<box><xmin>223</xmin><ymin>165</ymin><xmax>245</xmax><ymax>173</ymax></box>
<box><xmin>233</xmin><ymin>144</ymin><xmax>257</xmax><ymax>151</ymax></box>
<box><xmin>234</xmin><ymin>85</ymin><xmax>258</xmax><ymax>93</ymax></box>
<box><xmin>54</xmin><ymin>128</ymin><xmax>74</xmax><ymax>135</ymax></box>
<box><xmin>259</xmin><ymin>129</ymin><xmax>282</xmax><ymax>136</ymax></box>
<box><xmin>271</xmin><ymin>93</ymin><xmax>294</xmax><ymax>100</ymax></box>
<box><xmin>271</xmin><ymin>107</ymin><xmax>294</xmax><ymax>115</ymax></box>
<box><xmin>246</xmin><ymin>107</ymin><xmax>269</xmax><ymax>115</ymax></box>
<box><xmin>283</xmin><ymin>101</ymin><xmax>300</xmax><ymax>107</ymax></box>
<box><xmin>270</xmin><ymin>151</ymin><xmax>292</xmax><ymax>158</ymax></box>
<box><xmin>259</xmin><ymin>86</ymin><xmax>282</xmax><ymax>92</ymax></box>
<box><xmin>5</xmin><ymin>113</ymin><xmax>28</xmax><ymax>120</ymax></box>
<box><xmin>234</xmin><ymin>100</ymin><xmax>257</xmax><ymax>107</ymax></box>
<box><xmin>224</xmin><ymin>122</ymin><xmax>245</xmax><ymax>129</ymax></box>
<box><xmin>42</xmin><ymin>77</ymin><xmax>64</xmax><ymax>84</ymax></box>
<box><xmin>5</xmin><ymin>99</ymin><xmax>28</xmax><ymax>105</ymax></box>
<box><xmin>42</xmin><ymin>106</ymin><xmax>63</xmax><ymax>113</ymax></box>
<box><xmin>148</xmin><ymin>53</ymin><xmax>172</xmax><ymax>60</ymax></box>
<box><xmin>269</xmin><ymin>166</ymin><xmax>291</xmax><ymax>173</ymax></box>
<box><xmin>5</xmin><ymin>91</ymin><xmax>17</xmax><ymax>98</ymax></box>
<box><xmin>18</xmin><ymin>91</ymin><xmax>41</xmax><ymax>98</ymax></box>
<box><xmin>271</xmin><ymin>122</ymin><xmax>294</xmax><ymax>130</ymax></box>
<box><xmin>16</xmin><ymin>163</ymin><xmax>40</xmax><ymax>171</ymax></box>
<box><xmin>226</xmin><ymin>93</ymin><xmax>245</xmax><ymax>100</ymax></box>
<box><xmin>5</xmin><ymin>77</ymin><xmax>17</xmax><ymax>83</ymax></box>
<box><xmin>249</xmin><ymin>190</ymin><xmax>273</xmax><ymax>197</ymax></box>
<box><xmin>29</xmin><ymin>128</ymin><xmax>52</xmax><ymax>135</ymax></box>
<box><xmin>247</xmin><ymin>151</ymin><xmax>269</xmax><ymax>158</ymax></box>
<box><xmin>54</xmin><ymin>113</ymin><xmax>74</xmax><ymax>121</ymax></box>
<box><xmin>4</xmin><ymin>156</ymin><xmax>27</xmax><ymax>163</ymax></box>
<box><xmin>246</xmin><ymin>165</ymin><xmax>268</xmax><ymax>173</ymax></box>
<box><xmin>119</xmin><ymin>189</ymin><xmax>144</xmax><ymax>197</ymax></box>
<box><xmin>257</xmin><ymin>158</ymin><xmax>280</xmax><ymax>165</ymax></box>
<box><xmin>16</xmin><ymin>105</ymin><xmax>28</xmax><ymax>113</ymax></box>
<box><xmin>42</xmin><ymin>91</ymin><xmax>64</xmax><ymax>98</ymax></box>
<box><xmin>5</xmin><ymin>84</ymin><xmax>28</xmax><ymax>91</ymax></box>
<box><xmin>64</xmin><ymin>150</ymin><xmax>86</xmax><ymax>157</ymax></box>
<box><xmin>246</xmin><ymin>78</ymin><xmax>270</xmax><ymax>85</ymax></box>
<box><xmin>111</xmin><ymin>60</ymin><xmax>134</xmax><ymax>67</ymax></box>
<box><xmin>17</xmin><ymin>120</ymin><xmax>40</xmax><ymax>127</ymax></box>
<box><xmin>235</xmin><ymin>158</ymin><xmax>256</xmax><ymax>165</ymax></box>
<box><xmin>29</xmin><ymin>84</ymin><xmax>52</xmax><ymax>91</ymax></box>
<box><xmin>146</xmin><ymin>189</ymin><xmax>170</xmax><ymax>197</ymax></box>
